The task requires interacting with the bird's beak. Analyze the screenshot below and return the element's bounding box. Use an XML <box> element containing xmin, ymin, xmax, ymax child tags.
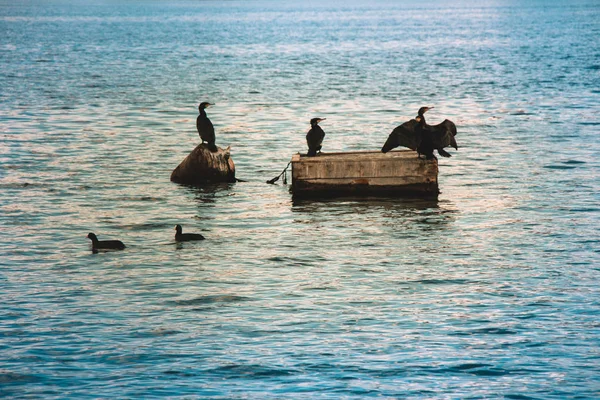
<box><xmin>427</xmin><ymin>107</ymin><xmax>434</xmax><ymax>112</ymax></box>
<box><xmin>319</xmin><ymin>118</ymin><xmax>326</xmax><ymax>122</ymax></box>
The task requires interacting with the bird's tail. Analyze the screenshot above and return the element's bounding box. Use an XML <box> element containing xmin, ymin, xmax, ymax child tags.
<box><xmin>208</xmin><ymin>143</ymin><xmax>218</xmax><ymax>152</ymax></box>
<box><xmin>307</xmin><ymin>149</ymin><xmax>317</xmax><ymax>157</ymax></box>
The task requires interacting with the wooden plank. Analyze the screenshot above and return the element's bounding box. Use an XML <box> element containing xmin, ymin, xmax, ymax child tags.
<box><xmin>291</xmin><ymin>150</ymin><xmax>438</xmax><ymax>197</ymax></box>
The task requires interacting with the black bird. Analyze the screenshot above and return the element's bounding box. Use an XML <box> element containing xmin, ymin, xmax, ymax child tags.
<box><xmin>87</xmin><ymin>232</ymin><xmax>126</xmax><ymax>252</ymax></box>
<box><xmin>381</xmin><ymin>107</ymin><xmax>458</xmax><ymax>159</ymax></box>
<box><xmin>174</xmin><ymin>224</ymin><xmax>205</xmax><ymax>242</ymax></box>
<box><xmin>414</xmin><ymin>107</ymin><xmax>458</xmax><ymax>159</ymax></box>
<box><xmin>197</xmin><ymin>102</ymin><xmax>217</xmax><ymax>152</ymax></box>
<box><xmin>306</xmin><ymin>118</ymin><xmax>326</xmax><ymax>157</ymax></box>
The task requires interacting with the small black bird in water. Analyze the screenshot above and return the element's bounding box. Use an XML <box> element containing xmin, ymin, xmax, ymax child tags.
<box><xmin>381</xmin><ymin>107</ymin><xmax>457</xmax><ymax>160</ymax></box>
<box><xmin>87</xmin><ymin>232</ymin><xmax>126</xmax><ymax>252</ymax></box>
<box><xmin>174</xmin><ymin>224</ymin><xmax>205</xmax><ymax>242</ymax></box>
<box><xmin>197</xmin><ymin>102</ymin><xmax>217</xmax><ymax>152</ymax></box>
<box><xmin>306</xmin><ymin>118</ymin><xmax>326</xmax><ymax>156</ymax></box>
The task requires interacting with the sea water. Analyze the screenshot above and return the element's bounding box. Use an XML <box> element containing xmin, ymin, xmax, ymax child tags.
<box><xmin>1</xmin><ymin>0</ymin><xmax>599</xmax><ymax>398</ymax></box>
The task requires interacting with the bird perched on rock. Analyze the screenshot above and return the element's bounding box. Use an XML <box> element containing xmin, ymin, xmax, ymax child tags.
<box><xmin>87</xmin><ymin>232</ymin><xmax>126</xmax><ymax>252</ymax></box>
<box><xmin>197</xmin><ymin>102</ymin><xmax>217</xmax><ymax>152</ymax></box>
<box><xmin>381</xmin><ymin>107</ymin><xmax>457</xmax><ymax>160</ymax></box>
<box><xmin>174</xmin><ymin>224</ymin><xmax>205</xmax><ymax>242</ymax></box>
<box><xmin>306</xmin><ymin>118</ymin><xmax>326</xmax><ymax>157</ymax></box>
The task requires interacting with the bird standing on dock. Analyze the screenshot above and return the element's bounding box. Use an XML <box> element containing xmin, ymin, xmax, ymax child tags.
<box><xmin>174</xmin><ymin>224</ymin><xmax>205</xmax><ymax>242</ymax></box>
<box><xmin>87</xmin><ymin>232</ymin><xmax>126</xmax><ymax>252</ymax></box>
<box><xmin>197</xmin><ymin>102</ymin><xmax>217</xmax><ymax>152</ymax></box>
<box><xmin>306</xmin><ymin>118</ymin><xmax>326</xmax><ymax>157</ymax></box>
<box><xmin>381</xmin><ymin>107</ymin><xmax>457</xmax><ymax>160</ymax></box>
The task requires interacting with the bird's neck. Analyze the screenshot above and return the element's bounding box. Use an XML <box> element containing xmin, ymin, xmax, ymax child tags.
<box><xmin>199</xmin><ymin>109</ymin><xmax>207</xmax><ymax>117</ymax></box>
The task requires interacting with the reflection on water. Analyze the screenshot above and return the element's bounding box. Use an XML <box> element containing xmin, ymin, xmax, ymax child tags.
<box><xmin>183</xmin><ymin>182</ymin><xmax>237</xmax><ymax>204</ymax></box>
<box><xmin>292</xmin><ymin>196</ymin><xmax>443</xmax><ymax>213</ymax></box>
<box><xmin>292</xmin><ymin>197</ymin><xmax>457</xmax><ymax>233</ymax></box>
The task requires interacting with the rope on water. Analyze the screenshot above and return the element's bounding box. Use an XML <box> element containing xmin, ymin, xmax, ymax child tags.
<box><xmin>266</xmin><ymin>161</ymin><xmax>291</xmax><ymax>185</ymax></box>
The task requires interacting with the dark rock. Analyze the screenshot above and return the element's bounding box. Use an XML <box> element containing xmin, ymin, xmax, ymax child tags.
<box><xmin>171</xmin><ymin>144</ymin><xmax>236</xmax><ymax>185</ymax></box>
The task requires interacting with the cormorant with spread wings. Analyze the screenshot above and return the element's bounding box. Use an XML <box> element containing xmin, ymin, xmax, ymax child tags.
<box><xmin>381</xmin><ymin>107</ymin><xmax>457</xmax><ymax>160</ymax></box>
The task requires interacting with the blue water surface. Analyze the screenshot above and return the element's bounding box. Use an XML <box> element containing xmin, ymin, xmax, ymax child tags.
<box><xmin>1</xmin><ymin>0</ymin><xmax>599</xmax><ymax>398</ymax></box>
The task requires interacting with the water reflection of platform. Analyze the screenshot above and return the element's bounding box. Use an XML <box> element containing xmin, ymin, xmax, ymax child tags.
<box><xmin>291</xmin><ymin>150</ymin><xmax>439</xmax><ymax>198</ymax></box>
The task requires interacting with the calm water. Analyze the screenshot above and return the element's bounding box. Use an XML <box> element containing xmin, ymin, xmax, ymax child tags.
<box><xmin>1</xmin><ymin>0</ymin><xmax>600</xmax><ymax>398</ymax></box>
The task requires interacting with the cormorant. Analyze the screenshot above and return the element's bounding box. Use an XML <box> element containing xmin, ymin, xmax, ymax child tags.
<box><xmin>87</xmin><ymin>232</ymin><xmax>126</xmax><ymax>252</ymax></box>
<box><xmin>306</xmin><ymin>118</ymin><xmax>326</xmax><ymax>157</ymax></box>
<box><xmin>174</xmin><ymin>224</ymin><xmax>205</xmax><ymax>242</ymax></box>
<box><xmin>381</xmin><ymin>107</ymin><xmax>458</xmax><ymax>159</ymax></box>
<box><xmin>197</xmin><ymin>102</ymin><xmax>218</xmax><ymax>152</ymax></box>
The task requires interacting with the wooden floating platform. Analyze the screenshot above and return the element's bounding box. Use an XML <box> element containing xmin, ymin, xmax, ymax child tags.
<box><xmin>291</xmin><ymin>150</ymin><xmax>439</xmax><ymax>198</ymax></box>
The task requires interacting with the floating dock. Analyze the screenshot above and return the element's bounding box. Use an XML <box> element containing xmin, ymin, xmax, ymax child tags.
<box><xmin>291</xmin><ymin>150</ymin><xmax>438</xmax><ymax>197</ymax></box>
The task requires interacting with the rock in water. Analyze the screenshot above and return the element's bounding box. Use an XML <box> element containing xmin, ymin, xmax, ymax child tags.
<box><xmin>170</xmin><ymin>144</ymin><xmax>236</xmax><ymax>184</ymax></box>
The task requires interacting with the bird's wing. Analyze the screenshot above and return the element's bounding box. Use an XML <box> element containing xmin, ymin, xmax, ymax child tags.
<box><xmin>391</xmin><ymin>119</ymin><xmax>421</xmax><ymax>150</ymax></box>
<box><xmin>430</xmin><ymin>119</ymin><xmax>457</xmax><ymax>150</ymax></box>
<box><xmin>307</xmin><ymin>128</ymin><xmax>325</xmax><ymax>148</ymax></box>
<box><xmin>198</xmin><ymin>118</ymin><xmax>215</xmax><ymax>142</ymax></box>
<box><xmin>317</xmin><ymin>127</ymin><xmax>325</xmax><ymax>145</ymax></box>
<box><xmin>206</xmin><ymin>119</ymin><xmax>215</xmax><ymax>142</ymax></box>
